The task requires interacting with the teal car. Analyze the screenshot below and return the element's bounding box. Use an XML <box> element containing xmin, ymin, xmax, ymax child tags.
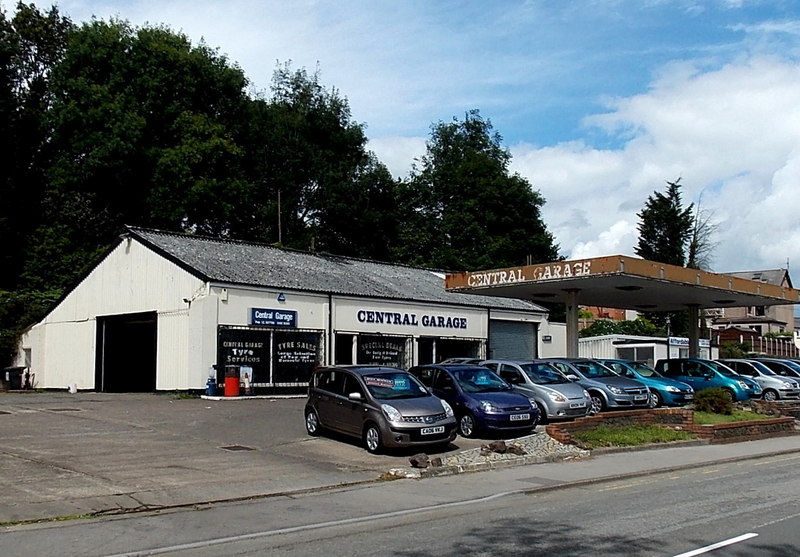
<box><xmin>597</xmin><ymin>359</ymin><xmax>694</xmax><ymax>408</ymax></box>
<box><xmin>654</xmin><ymin>358</ymin><xmax>762</xmax><ymax>402</ymax></box>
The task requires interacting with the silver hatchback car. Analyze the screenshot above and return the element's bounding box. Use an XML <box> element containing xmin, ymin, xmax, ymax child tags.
<box><xmin>480</xmin><ymin>359</ymin><xmax>592</xmax><ymax>422</ymax></box>
<box><xmin>305</xmin><ymin>366</ymin><xmax>457</xmax><ymax>453</ymax></box>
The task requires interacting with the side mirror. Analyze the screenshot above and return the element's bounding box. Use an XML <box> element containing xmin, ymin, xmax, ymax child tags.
<box><xmin>566</xmin><ymin>374</ymin><xmax>579</xmax><ymax>382</ymax></box>
<box><xmin>348</xmin><ymin>392</ymin><xmax>362</xmax><ymax>401</ymax></box>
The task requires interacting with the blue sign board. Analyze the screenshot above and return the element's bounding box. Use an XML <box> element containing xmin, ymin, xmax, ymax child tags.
<box><xmin>251</xmin><ymin>308</ymin><xmax>297</xmax><ymax>327</ymax></box>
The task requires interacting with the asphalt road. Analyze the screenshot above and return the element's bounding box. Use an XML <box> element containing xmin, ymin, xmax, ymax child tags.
<box><xmin>2</xmin><ymin>452</ymin><xmax>799</xmax><ymax>556</ymax></box>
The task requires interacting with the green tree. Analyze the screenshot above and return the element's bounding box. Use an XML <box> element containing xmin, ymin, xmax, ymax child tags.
<box><xmin>24</xmin><ymin>19</ymin><xmax>251</xmax><ymax>290</ymax></box>
<box><xmin>579</xmin><ymin>317</ymin><xmax>662</xmax><ymax>338</ymax></box>
<box><xmin>635</xmin><ymin>178</ymin><xmax>695</xmax><ymax>336</ymax></box>
<box><xmin>635</xmin><ymin>178</ymin><xmax>694</xmax><ymax>266</ymax></box>
<box><xmin>396</xmin><ymin>110</ymin><xmax>559</xmax><ymax>270</ymax></box>
<box><xmin>240</xmin><ymin>64</ymin><xmax>399</xmax><ymax>259</ymax></box>
<box><xmin>0</xmin><ymin>3</ymin><xmax>73</xmax><ymax>289</ymax></box>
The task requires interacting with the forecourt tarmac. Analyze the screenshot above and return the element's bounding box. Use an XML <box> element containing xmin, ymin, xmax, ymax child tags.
<box><xmin>1</xmin><ymin>391</ymin><xmax>799</xmax><ymax>525</ymax></box>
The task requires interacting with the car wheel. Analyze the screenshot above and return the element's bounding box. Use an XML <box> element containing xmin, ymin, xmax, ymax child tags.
<box><xmin>363</xmin><ymin>423</ymin><xmax>382</xmax><ymax>454</ymax></box>
<box><xmin>535</xmin><ymin>403</ymin><xmax>548</xmax><ymax>425</ymax></box>
<box><xmin>648</xmin><ymin>391</ymin><xmax>662</xmax><ymax>408</ymax></box>
<box><xmin>589</xmin><ymin>393</ymin><xmax>605</xmax><ymax>415</ymax></box>
<box><xmin>458</xmin><ymin>412</ymin><xmax>477</xmax><ymax>438</ymax></box>
<box><xmin>722</xmin><ymin>389</ymin><xmax>735</xmax><ymax>402</ymax></box>
<box><xmin>305</xmin><ymin>408</ymin><xmax>321</xmax><ymax>436</ymax></box>
<box><xmin>763</xmin><ymin>389</ymin><xmax>778</xmax><ymax>402</ymax></box>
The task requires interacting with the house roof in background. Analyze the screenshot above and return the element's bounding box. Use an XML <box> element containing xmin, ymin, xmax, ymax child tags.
<box><xmin>725</xmin><ymin>269</ymin><xmax>792</xmax><ymax>289</ymax></box>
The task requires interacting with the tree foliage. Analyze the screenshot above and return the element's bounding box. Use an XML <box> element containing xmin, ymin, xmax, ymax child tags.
<box><xmin>579</xmin><ymin>318</ymin><xmax>662</xmax><ymax>338</ymax></box>
<box><xmin>241</xmin><ymin>64</ymin><xmax>399</xmax><ymax>258</ymax></box>
<box><xmin>0</xmin><ymin>11</ymin><xmax>560</xmax><ymax>366</ymax></box>
<box><xmin>0</xmin><ymin>2</ymin><xmax>73</xmax><ymax>290</ymax></box>
<box><xmin>635</xmin><ymin>178</ymin><xmax>694</xmax><ymax>266</ymax></box>
<box><xmin>396</xmin><ymin>110</ymin><xmax>559</xmax><ymax>270</ymax></box>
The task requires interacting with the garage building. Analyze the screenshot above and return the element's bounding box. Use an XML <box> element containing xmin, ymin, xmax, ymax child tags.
<box><xmin>16</xmin><ymin>227</ymin><xmax>550</xmax><ymax>393</ymax></box>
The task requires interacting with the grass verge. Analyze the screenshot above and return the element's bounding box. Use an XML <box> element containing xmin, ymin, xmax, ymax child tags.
<box><xmin>693</xmin><ymin>409</ymin><xmax>770</xmax><ymax>424</ymax></box>
<box><xmin>571</xmin><ymin>424</ymin><xmax>696</xmax><ymax>449</ymax></box>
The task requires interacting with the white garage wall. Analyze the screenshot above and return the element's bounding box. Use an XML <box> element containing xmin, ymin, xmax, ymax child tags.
<box><xmin>20</xmin><ymin>238</ymin><xmax>205</xmax><ymax>389</ymax></box>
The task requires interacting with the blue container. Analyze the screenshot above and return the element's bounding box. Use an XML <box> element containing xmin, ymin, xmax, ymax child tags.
<box><xmin>205</xmin><ymin>377</ymin><xmax>217</xmax><ymax>396</ymax></box>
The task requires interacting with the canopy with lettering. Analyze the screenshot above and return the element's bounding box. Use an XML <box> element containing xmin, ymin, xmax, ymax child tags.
<box><xmin>445</xmin><ymin>255</ymin><xmax>800</xmax><ymax>357</ymax></box>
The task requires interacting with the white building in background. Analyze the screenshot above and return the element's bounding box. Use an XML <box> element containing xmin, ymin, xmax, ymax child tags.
<box><xmin>15</xmin><ymin>227</ymin><xmax>556</xmax><ymax>392</ymax></box>
<box><xmin>578</xmin><ymin>334</ymin><xmax>717</xmax><ymax>364</ymax></box>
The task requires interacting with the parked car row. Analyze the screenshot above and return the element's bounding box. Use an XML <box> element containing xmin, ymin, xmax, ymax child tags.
<box><xmin>304</xmin><ymin>357</ymin><xmax>800</xmax><ymax>454</ymax></box>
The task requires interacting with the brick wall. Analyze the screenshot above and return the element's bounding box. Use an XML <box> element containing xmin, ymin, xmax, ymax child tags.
<box><xmin>545</xmin><ymin>408</ymin><xmax>796</xmax><ymax>445</ymax></box>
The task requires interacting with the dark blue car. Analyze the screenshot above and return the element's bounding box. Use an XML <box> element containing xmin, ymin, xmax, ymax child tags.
<box><xmin>409</xmin><ymin>364</ymin><xmax>539</xmax><ymax>438</ymax></box>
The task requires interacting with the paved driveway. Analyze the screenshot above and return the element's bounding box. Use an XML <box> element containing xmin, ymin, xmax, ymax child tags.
<box><xmin>0</xmin><ymin>391</ymin><xmax>487</xmax><ymax>523</ymax></box>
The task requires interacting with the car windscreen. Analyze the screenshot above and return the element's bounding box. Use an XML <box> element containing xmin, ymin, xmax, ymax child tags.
<box><xmin>749</xmin><ymin>360</ymin><xmax>777</xmax><ymax>375</ymax></box>
<box><xmin>520</xmin><ymin>363</ymin><xmax>568</xmax><ymax>384</ymax></box>
<box><xmin>629</xmin><ymin>362</ymin><xmax>660</xmax><ymax>378</ymax></box>
<box><xmin>706</xmin><ymin>361</ymin><xmax>737</xmax><ymax>376</ymax></box>
<box><xmin>362</xmin><ymin>372</ymin><xmax>430</xmax><ymax>400</ymax></box>
<box><xmin>452</xmin><ymin>368</ymin><xmax>511</xmax><ymax>393</ymax></box>
<box><xmin>573</xmin><ymin>361</ymin><xmax>616</xmax><ymax>378</ymax></box>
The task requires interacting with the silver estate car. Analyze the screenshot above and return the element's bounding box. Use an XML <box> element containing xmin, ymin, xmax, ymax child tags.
<box><xmin>480</xmin><ymin>359</ymin><xmax>592</xmax><ymax>422</ymax></box>
<box><xmin>305</xmin><ymin>366</ymin><xmax>457</xmax><ymax>453</ymax></box>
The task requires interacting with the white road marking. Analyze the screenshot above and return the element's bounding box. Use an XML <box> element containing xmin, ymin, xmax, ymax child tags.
<box><xmin>101</xmin><ymin>490</ymin><xmax>519</xmax><ymax>557</ymax></box>
<box><xmin>671</xmin><ymin>533</ymin><xmax>759</xmax><ymax>557</ymax></box>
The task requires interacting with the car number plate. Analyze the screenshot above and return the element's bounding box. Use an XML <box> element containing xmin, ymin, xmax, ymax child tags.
<box><xmin>421</xmin><ymin>426</ymin><xmax>445</xmax><ymax>435</ymax></box>
<box><xmin>509</xmin><ymin>413</ymin><xmax>530</xmax><ymax>421</ymax></box>
<box><xmin>634</xmin><ymin>395</ymin><xmax>647</xmax><ymax>401</ymax></box>
<box><xmin>685</xmin><ymin>394</ymin><xmax>694</xmax><ymax>400</ymax></box>
<box><xmin>570</xmin><ymin>401</ymin><xmax>586</xmax><ymax>408</ymax></box>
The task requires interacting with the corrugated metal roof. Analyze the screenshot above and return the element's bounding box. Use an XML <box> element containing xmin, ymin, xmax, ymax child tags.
<box><xmin>128</xmin><ymin>227</ymin><xmax>546</xmax><ymax>312</ymax></box>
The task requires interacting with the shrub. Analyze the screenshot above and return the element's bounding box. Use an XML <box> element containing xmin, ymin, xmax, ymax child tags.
<box><xmin>694</xmin><ymin>387</ymin><xmax>734</xmax><ymax>415</ymax></box>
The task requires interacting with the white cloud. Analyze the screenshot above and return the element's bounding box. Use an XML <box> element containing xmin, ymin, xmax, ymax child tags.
<box><xmin>510</xmin><ymin>56</ymin><xmax>800</xmax><ymax>272</ymax></box>
<box><xmin>367</xmin><ymin>136</ymin><xmax>427</xmax><ymax>179</ymax></box>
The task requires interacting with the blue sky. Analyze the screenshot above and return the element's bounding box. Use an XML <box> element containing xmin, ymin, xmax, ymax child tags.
<box><xmin>8</xmin><ymin>1</ymin><xmax>800</xmax><ymax>294</ymax></box>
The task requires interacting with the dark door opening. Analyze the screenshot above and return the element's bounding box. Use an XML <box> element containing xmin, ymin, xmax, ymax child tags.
<box><xmin>96</xmin><ymin>312</ymin><xmax>157</xmax><ymax>392</ymax></box>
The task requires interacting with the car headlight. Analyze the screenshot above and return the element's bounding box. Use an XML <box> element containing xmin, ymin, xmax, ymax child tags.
<box><xmin>737</xmin><ymin>381</ymin><xmax>748</xmax><ymax>389</ymax></box>
<box><xmin>547</xmin><ymin>392</ymin><xmax>566</xmax><ymax>403</ymax></box>
<box><xmin>381</xmin><ymin>403</ymin><xmax>402</xmax><ymax>421</ymax></box>
<box><xmin>441</xmin><ymin>399</ymin><xmax>454</xmax><ymax>418</ymax></box>
<box><xmin>607</xmin><ymin>385</ymin><xmax>624</xmax><ymax>395</ymax></box>
<box><xmin>479</xmin><ymin>400</ymin><xmax>501</xmax><ymax>413</ymax></box>
<box><xmin>782</xmin><ymin>382</ymin><xmax>794</xmax><ymax>389</ymax></box>
<box><xmin>583</xmin><ymin>390</ymin><xmax>591</xmax><ymax>399</ymax></box>
<box><xmin>664</xmin><ymin>385</ymin><xmax>680</xmax><ymax>393</ymax></box>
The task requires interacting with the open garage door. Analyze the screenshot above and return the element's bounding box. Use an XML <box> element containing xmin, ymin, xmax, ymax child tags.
<box><xmin>96</xmin><ymin>312</ymin><xmax>157</xmax><ymax>392</ymax></box>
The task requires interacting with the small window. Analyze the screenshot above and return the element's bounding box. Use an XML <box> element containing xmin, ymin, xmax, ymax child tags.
<box><xmin>433</xmin><ymin>370</ymin><xmax>455</xmax><ymax>390</ymax></box>
<box><xmin>316</xmin><ymin>369</ymin><xmax>343</xmax><ymax>395</ymax></box>
<box><xmin>342</xmin><ymin>373</ymin><xmax>363</xmax><ymax>397</ymax></box>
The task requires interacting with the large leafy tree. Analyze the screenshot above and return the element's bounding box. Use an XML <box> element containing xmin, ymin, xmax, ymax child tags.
<box><xmin>240</xmin><ymin>64</ymin><xmax>399</xmax><ymax>259</ymax></box>
<box><xmin>23</xmin><ymin>19</ymin><xmax>251</xmax><ymax>290</ymax></box>
<box><xmin>396</xmin><ymin>110</ymin><xmax>558</xmax><ymax>270</ymax></box>
<box><xmin>634</xmin><ymin>178</ymin><xmax>694</xmax><ymax>266</ymax></box>
<box><xmin>0</xmin><ymin>2</ymin><xmax>72</xmax><ymax>290</ymax></box>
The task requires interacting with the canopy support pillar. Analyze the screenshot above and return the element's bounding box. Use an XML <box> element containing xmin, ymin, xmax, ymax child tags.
<box><xmin>565</xmin><ymin>289</ymin><xmax>581</xmax><ymax>358</ymax></box>
<box><xmin>687</xmin><ymin>304</ymin><xmax>700</xmax><ymax>358</ymax></box>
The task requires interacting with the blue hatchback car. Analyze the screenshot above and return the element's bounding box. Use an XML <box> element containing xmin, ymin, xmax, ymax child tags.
<box><xmin>408</xmin><ymin>364</ymin><xmax>539</xmax><ymax>438</ymax></box>
<box><xmin>654</xmin><ymin>358</ymin><xmax>762</xmax><ymax>401</ymax></box>
<box><xmin>597</xmin><ymin>359</ymin><xmax>694</xmax><ymax>408</ymax></box>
